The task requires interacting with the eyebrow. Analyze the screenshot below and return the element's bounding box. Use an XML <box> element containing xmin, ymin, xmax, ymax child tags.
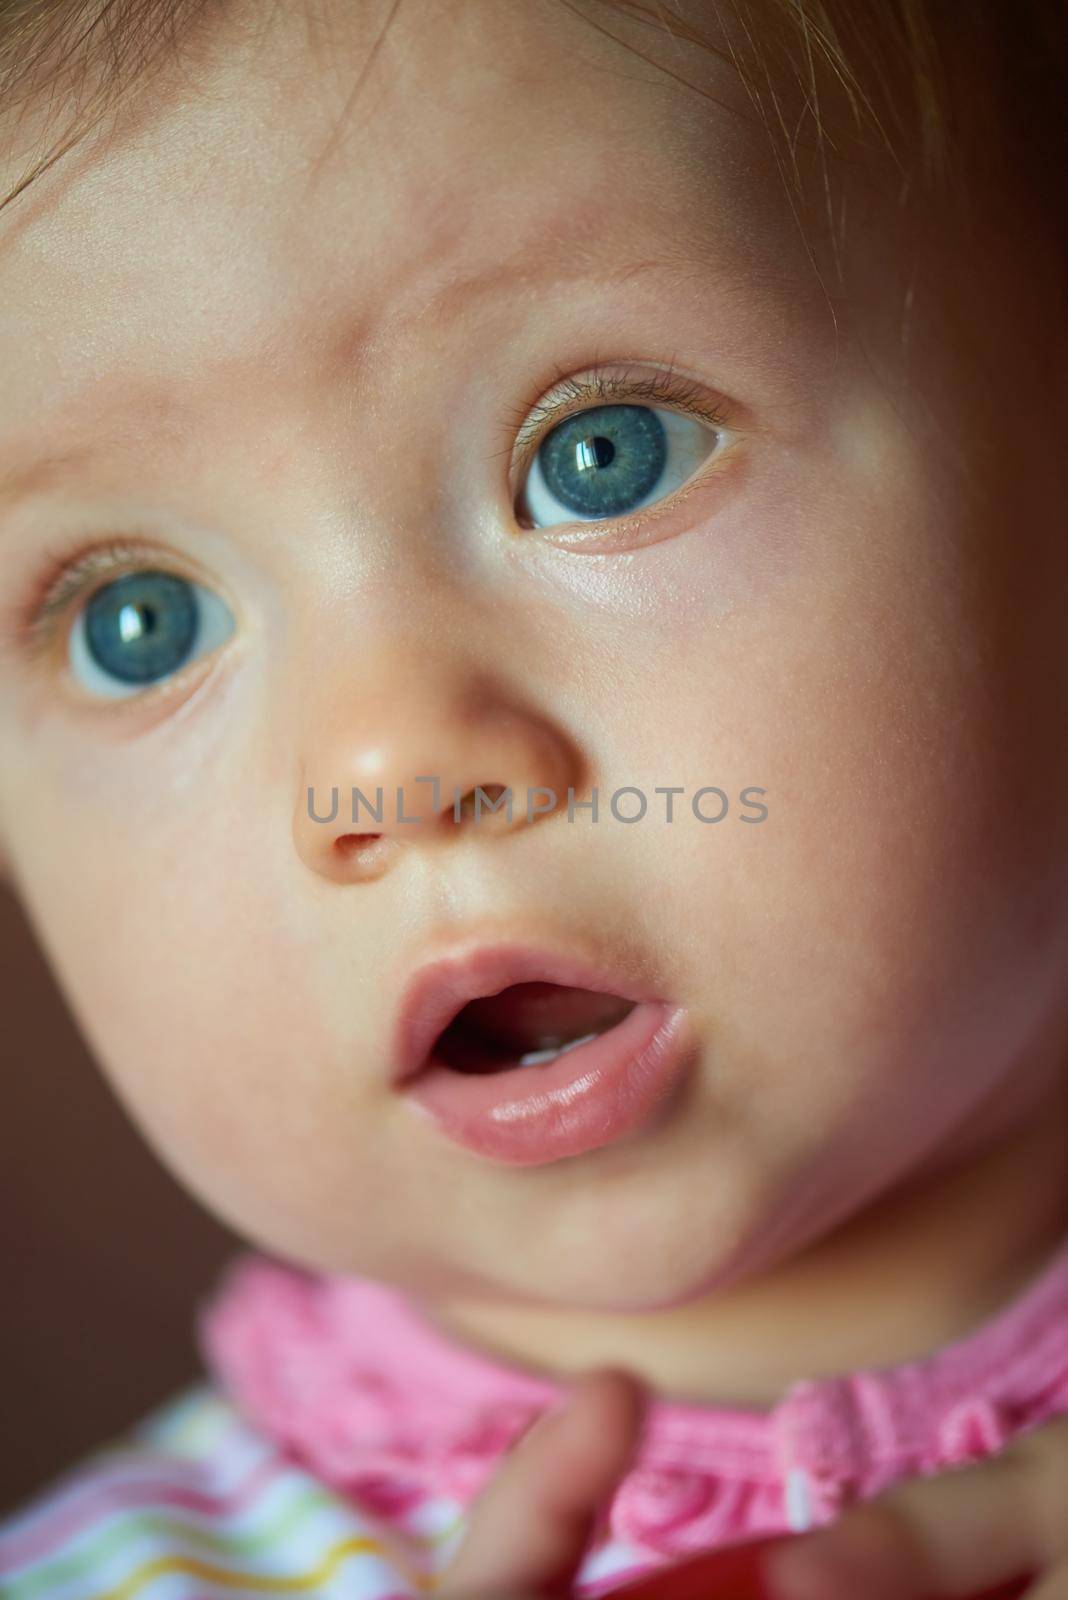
<box><xmin>0</xmin><ymin>241</ymin><xmax>787</xmax><ymax>511</ymax></box>
<box><xmin>0</xmin><ymin>445</ymin><xmax>100</xmax><ymax>511</ymax></box>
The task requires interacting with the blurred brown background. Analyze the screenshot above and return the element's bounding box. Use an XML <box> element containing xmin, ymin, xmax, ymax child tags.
<box><xmin>1</xmin><ymin>882</ymin><xmax>242</xmax><ymax>1517</ymax></box>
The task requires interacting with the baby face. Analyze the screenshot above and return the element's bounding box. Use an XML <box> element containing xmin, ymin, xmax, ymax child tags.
<box><xmin>0</xmin><ymin>0</ymin><xmax>1066</xmax><ymax>1310</ymax></box>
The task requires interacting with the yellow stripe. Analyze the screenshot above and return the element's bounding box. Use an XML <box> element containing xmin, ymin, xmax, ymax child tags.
<box><xmin>93</xmin><ymin>1533</ymin><xmax>439</xmax><ymax>1599</ymax></box>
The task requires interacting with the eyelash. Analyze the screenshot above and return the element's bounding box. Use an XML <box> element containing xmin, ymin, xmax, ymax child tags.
<box><xmin>10</xmin><ymin>536</ymin><xmax>191</xmax><ymax>666</ymax></box>
<box><xmin>11</xmin><ymin>358</ymin><xmax>735</xmax><ymax>662</ymax></box>
<box><xmin>497</xmin><ymin>353</ymin><xmax>735</xmax><ymax>485</ymax></box>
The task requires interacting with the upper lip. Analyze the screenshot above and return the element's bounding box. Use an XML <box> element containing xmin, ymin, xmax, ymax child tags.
<box><xmin>390</xmin><ymin>940</ymin><xmax>669</xmax><ymax>1088</ymax></box>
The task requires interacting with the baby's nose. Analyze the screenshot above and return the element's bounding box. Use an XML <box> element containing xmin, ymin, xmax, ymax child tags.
<box><xmin>292</xmin><ymin>661</ymin><xmax>584</xmax><ymax>883</ymax></box>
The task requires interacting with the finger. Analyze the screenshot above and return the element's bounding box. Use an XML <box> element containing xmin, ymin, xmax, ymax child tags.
<box><xmin>762</xmin><ymin>1416</ymin><xmax>1068</xmax><ymax>1600</ymax></box>
<box><xmin>436</xmin><ymin>1365</ymin><xmax>651</xmax><ymax>1599</ymax></box>
<box><xmin>609</xmin><ymin>1534</ymin><xmax>1033</xmax><ymax>1600</ymax></box>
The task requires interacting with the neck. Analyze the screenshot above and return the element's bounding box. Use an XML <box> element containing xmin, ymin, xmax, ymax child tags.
<box><xmin>418</xmin><ymin>1068</ymin><xmax>1068</xmax><ymax>1408</ymax></box>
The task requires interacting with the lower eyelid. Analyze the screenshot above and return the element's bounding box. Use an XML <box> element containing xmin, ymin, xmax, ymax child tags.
<box><xmin>61</xmin><ymin>633</ymin><xmax>232</xmax><ymax>723</ymax></box>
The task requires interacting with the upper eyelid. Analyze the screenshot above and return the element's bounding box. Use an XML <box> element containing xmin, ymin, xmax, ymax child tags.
<box><xmin>38</xmin><ymin>541</ymin><xmax>168</xmax><ymax>626</ymax></box>
<box><xmin>16</xmin><ymin>538</ymin><xmax>220</xmax><ymax>664</ymax></box>
<box><xmin>482</xmin><ymin>361</ymin><xmax>739</xmax><ymax>477</ymax></box>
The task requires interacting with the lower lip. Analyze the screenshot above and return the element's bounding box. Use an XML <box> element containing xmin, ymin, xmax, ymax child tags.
<box><xmin>399</xmin><ymin>1000</ymin><xmax>693</xmax><ymax>1166</ymax></box>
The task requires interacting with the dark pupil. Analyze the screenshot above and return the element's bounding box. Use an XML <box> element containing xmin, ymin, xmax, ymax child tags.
<box><xmin>585</xmin><ymin>436</ymin><xmax>614</xmax><ymax>468</ymax></box>
<box><xmin>538</xmin><ymin>402</ymin><xmax>667</xmax><ymax>519</ymax></box>
<box><xmin>84</xmin><ymin>570</ymin><xmax>199</xmax><ymax>685</ymax></box>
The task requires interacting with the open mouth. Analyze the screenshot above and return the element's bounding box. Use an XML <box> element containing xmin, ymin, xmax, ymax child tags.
<box><xmin>431</xmin><ymin>981</ymin><xmax>638</xmax><ymax>1074</ymax></box>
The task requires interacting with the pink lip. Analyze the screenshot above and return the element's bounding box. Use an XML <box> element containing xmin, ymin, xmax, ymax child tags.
<box><xmin>391</xmin><ymin>942</ymin><xmax>695</xmax><ymax>1166</ymax></box>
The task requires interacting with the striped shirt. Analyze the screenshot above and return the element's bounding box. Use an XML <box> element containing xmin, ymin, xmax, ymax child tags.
<box><xmin>4</xmin><ymin>1231</ymin><xmax>1068</xmax><ymax>1600</ymax></box>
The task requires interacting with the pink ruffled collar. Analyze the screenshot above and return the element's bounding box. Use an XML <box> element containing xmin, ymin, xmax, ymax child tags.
<box><xmin>196</xmin><ymin>1237</ymin><xmax>1068</xmax><ymax>1558</ymax></box>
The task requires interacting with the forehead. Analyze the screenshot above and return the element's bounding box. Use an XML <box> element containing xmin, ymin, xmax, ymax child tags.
<box><xmin>0</xmin><ymin>0</ymin><xmax>829</xmax><ymax>462</ymax></box>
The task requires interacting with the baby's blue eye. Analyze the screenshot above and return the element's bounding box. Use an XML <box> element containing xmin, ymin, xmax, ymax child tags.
<box><xmin>518</xmin><ymin>402</ymin><xmax>719</xmax><ymax>529</ymax></box>
<box><xmin>70</xmin><ymin>569</ymin><xmax>235</xmax><ymax>699</ymax></box>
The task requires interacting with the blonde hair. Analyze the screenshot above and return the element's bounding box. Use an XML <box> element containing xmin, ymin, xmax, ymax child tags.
<box><xmin>1</xmin><ymin>0</ymin><xmax>1065</xmax><ymax>249</ymax></box>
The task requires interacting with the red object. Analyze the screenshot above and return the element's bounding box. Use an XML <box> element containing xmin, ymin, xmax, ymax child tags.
<box><xmin>604</xmin><ymin>1534</ymin><xmax>1036</xmax><ymax>1600</ymax></box>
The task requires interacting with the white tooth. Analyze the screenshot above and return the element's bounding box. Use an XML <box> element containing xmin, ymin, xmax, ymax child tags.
<box><xmin>517</xmin><ymin>1032</ymin><xmax>599</xmax><ymax>1068</ymax></box>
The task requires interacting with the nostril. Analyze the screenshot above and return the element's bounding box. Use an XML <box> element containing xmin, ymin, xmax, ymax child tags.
<box><xmin>334</xmin><ymin>833</ymin><xmax>393</xmax><ymax>876</ymax></box>
<box><xmin>455</xmin><ymin>784</ymin><xmax>512</xmax><ymax>825</ymax></box>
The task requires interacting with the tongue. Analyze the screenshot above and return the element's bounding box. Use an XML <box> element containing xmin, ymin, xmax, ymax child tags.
<box><xmin>432</xmin><ymin>981</ymin><xmax>639</xmax><ymax>1074</ymax></box>
<box><xmin>457</xmin><ymin>982</ymin><xmax>635</xmax><ymax>1052</ymax></box>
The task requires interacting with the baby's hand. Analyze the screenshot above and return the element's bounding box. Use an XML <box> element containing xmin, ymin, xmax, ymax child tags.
<box><xmin>434</xmin><ymin>1380</ymin><xmax>1063</xmax><ymax>1600</ymax></box>
<box><xmin>755</xmin><ymin>1414</ymin><xmax>1066</xmax><ymax>1600</ymax></box>
<box><xmin>435</xmin><ymin>1366</ymin><xmax>651</xmax><ymax>1600</ymax></box>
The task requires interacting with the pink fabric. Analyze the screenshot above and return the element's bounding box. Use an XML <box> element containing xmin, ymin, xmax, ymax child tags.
<box><xmin>196</xmin><ymin>1233</ymin><xmax>1068</xmax><ymax>1558</ymax></box>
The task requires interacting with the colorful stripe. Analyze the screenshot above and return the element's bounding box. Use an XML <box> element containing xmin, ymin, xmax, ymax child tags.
<box><xmin>1</xmin><ymin>1485</ymin><xmax>338</xmax><ymax>1599</ymax></box>
<box><xmin>90</xmin><ymin>1533</ymin><xmax>430</xmax><ymax>1599</ymax></box>
<box><xmin>0</xmin><ymin>1385</ymin><xmax>646</xmax><ymax>1600</ymax></box>
<box><xmin>0</xmin><ymin>1390</ymin><xmax>482</xmax><ymax>1600</ymax></box>
<box><xmin>0</xmin><ymin>1458</ymin><xmax>290</xmax><ymax>1575</ymax></box>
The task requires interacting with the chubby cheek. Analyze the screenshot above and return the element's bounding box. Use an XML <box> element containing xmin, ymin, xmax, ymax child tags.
<box><xmin>642</xmin><ymin>455</ymin><xmax>1068</xmax><ymax>1231</ymax></box>
<box><xmin>0</xmin><ymin>769</ymin><xmax>408</xmax><ymax>1270</ymax></box>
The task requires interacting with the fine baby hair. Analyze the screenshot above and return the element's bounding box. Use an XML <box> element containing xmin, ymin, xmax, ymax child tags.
<box><xmin>2</xmin><ymin>2</ymin><xmax>1067</xmax><ymax>230</ymax></box>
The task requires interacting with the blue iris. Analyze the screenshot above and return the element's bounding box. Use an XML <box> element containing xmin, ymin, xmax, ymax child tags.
<box><xmin>537</xmin><ymin>403</ymin><xmax>667</xmax><ymax>519</ymax></box>
<box><xmin>84</xmin><ymin>570</ymin><xmax>199</xmax><ymax>686</ymax></box>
